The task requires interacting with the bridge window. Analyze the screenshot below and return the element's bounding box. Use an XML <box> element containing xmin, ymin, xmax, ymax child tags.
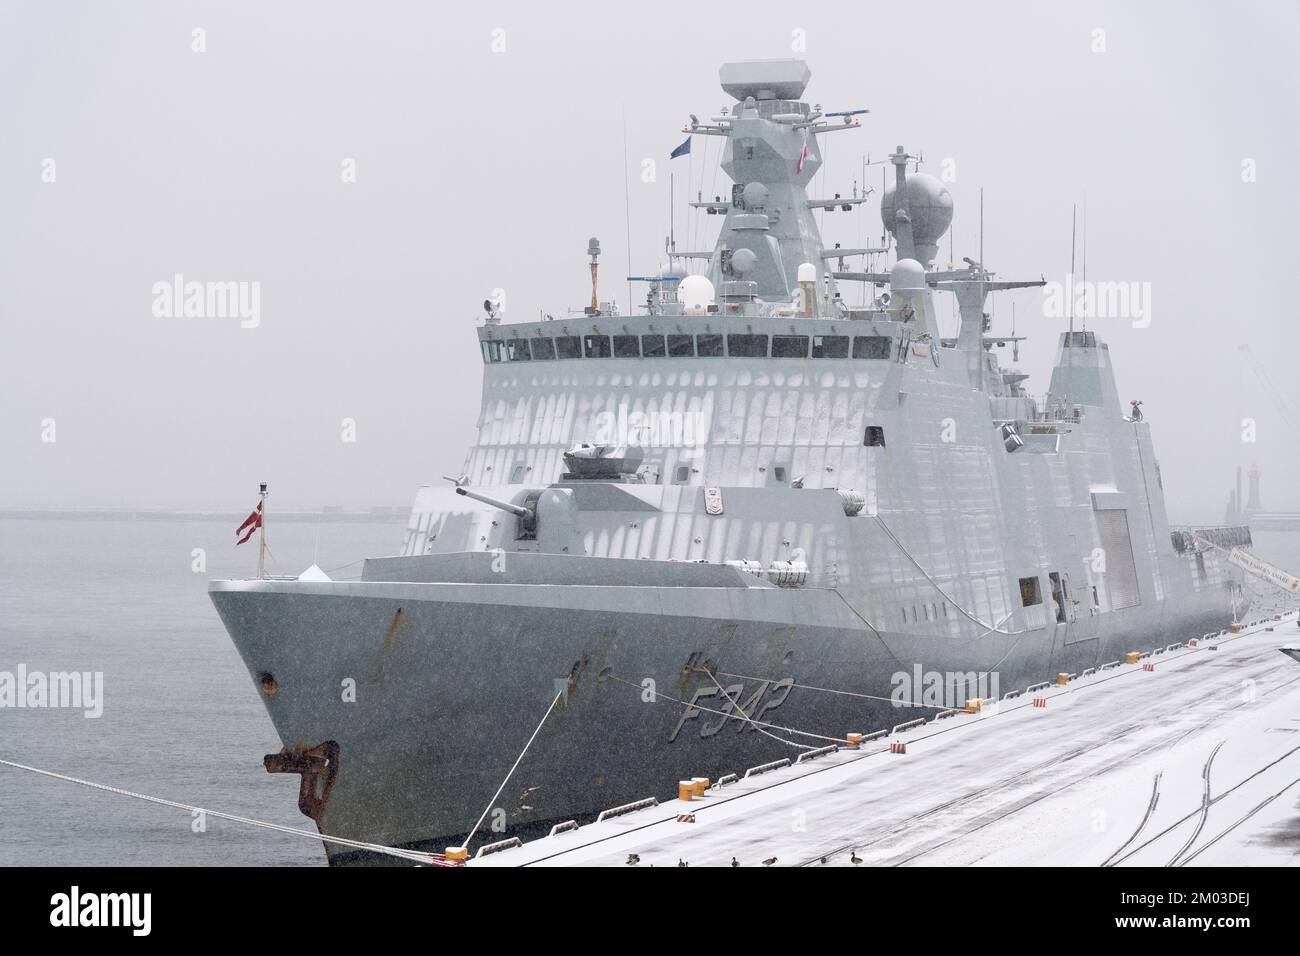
<box><xmin>696</xmin><ymin>333</ymin><xmax>724</xmax><ymax>357</ymax></box>
<box><xmin>667</xmin><ymin>334</ymin><xmax>695</xmax><ymax>357</ymax></box>
<box><xmin>853</xmin><ymin>335</ymin><xmax>893</xmax><ymax>359</ymax></box>
<box><xmin>727</xmin><ymin>334</ymin><xmax>768</xmax><ymax>357</ymax></box>
<box><xmin>613</xmin><ymin>334</ymin><xmax>641</xmax><ymax>358</ymax></box>
<box><xmin>583</xmin><ymin>334</ymin><xmax>612</xmax><ymax>358</ymax></box>
<box><xmin>531</xmin><ymin>337</ymin><xmax>556</xmax><ymax>360</ymax></box>
<box><xmin>864</xmin><ymin>426</ymin><xmax>885</xmax><ymax>447</ymax></box>
<box><xmin>812</xmin><ymin>334</ymin><xmax>849</xmax><ymax>358</ymax></box>
<box><xmin>641</xmin><ymin>334</ymin><xmax>667</xmax><ymax>357</ymax></box>
<box><xmin>505</xmin><ymin>338</ymin><xmax>532</xmax><ymax>361</ymax></box>
<box><xmin>673</xmin><ymin>465</ymin><xmax>691</xmax><ymax>484</ymax></box>
<box><xmin>555</xmin><ymin>335</ymin><xmax>581</xmax><ymax>359</ymax></box>
<box><xmin>772</xmin><ymin>335</ymin><xmax>809</xmax><ymax>358</ymax></box>
<box><xmin>481</xmin><ymin>340</ymin><xmax>505</xmax><ymax>363</ymax></box>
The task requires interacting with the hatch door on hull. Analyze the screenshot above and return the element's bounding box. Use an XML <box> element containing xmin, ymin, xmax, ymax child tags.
<box><xmin>1095</xmin><ymin>509</ymin><xmax>1142</xmax><ymax>610</ymax></box>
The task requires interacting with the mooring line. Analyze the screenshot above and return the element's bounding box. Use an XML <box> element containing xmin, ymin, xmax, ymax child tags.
<box><xmin>605</xmin><ymin>673</ymin><xmax>847</xmax><ymax>746</ymax></box>
<box><xmin>0</xmin><ymin>756</ymin><xmax>448</xmax><ymax>865</ymax></box>
<box><xmin>693</xmin><ymin>666</ymin><xmax>815</xmax><ymax>750</ymax></box>
<box><xmin>461</xmin><ymin>689</ymin><xmax>564</xmax><ymax>852</ymax></box>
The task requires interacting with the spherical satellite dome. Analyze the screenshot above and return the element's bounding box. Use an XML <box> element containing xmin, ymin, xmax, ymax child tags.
<box><xmin>879</xmin><ymin>173</ymin><xmax>954</xmax><ymax>246</ymax></box>
<box><xmin>679</xmin><ymin>274</ymin><xmax>716</xmax><ymax>315</ymax></box>
<box><xmin>889</xmin><ymin>258</ymin><xmax>927</xmax><ymax>292</ymax></box>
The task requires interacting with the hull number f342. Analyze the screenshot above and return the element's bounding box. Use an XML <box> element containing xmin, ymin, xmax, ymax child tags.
<box><xmin>668</xmin><ymin>678</ymin><xmax>793</xmax><ymax>741</ymax></box>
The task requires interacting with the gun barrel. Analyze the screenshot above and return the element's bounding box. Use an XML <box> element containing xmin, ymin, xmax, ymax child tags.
<box><xmin>455</xmin><ymin>486</ymin><xmax>530</xmax><ymax>518</ymax></box>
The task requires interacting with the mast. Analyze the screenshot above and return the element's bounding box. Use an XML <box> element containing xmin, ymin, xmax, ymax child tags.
<box><xmin>1066</xmin><ymin>204</ymin><xmax>1077</xmax><ymax>416</ymax></box>
<box><xmin>257</xmin><ymin>482</ymin><xmax>268</xmax><ymax>579</ymax></box>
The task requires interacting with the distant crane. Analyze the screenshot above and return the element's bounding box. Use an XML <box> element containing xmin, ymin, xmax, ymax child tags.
<box><xmin>1238</xmin><ymin>345</ymin><xmax>1300</xmax><ymax>442</ymax></box>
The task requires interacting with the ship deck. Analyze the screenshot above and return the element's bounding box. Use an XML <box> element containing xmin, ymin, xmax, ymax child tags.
<box><xmin>473</xmin><ymin>610</ymin><xmax>1300</xmax><ymax>867</ymax></box>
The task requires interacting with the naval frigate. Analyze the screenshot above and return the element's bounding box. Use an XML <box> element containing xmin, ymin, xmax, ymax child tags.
<box><xmin>210</xmin><ymin>59</ymin><xmax>1252</xmax><ymax>864</ymax></box>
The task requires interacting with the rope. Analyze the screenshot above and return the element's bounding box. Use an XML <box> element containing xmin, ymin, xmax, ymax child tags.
<box><xmin>692</xmin><ymin>667</ymin><xmax>813</xmax><ymax>751</ymax></box>
<box><xmin>0</xmin><ymin>757</ymin><xmax>450</xmax><ymax>865</ymax></box>
<box><xmin>461</xmin><ymin>690</ymin><xmax>563</xmax><ymax>851</ymax></box>
<box><xmin>713</xmin><ymin>669</ymin><xmax>946</xmax><ymax>710</ymax></box>
<box><xmin>824</xmin><ymin>567</ymin><xmax>1033</xmax><ymax>682</ymax></box>
<box><xmin>606</xmin><ymin>673</ymin><xmax>848</xmax><ymax>746</ymax></box>
<box><xmin>873</xmin><ymin>514</ymin><xmax>1031</xmax><ymax>636</ymax></box>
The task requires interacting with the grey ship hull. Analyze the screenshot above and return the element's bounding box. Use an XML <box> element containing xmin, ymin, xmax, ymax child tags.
<box><xmin>208</xmin><ymin>57</ymin><xmax>1254</xmax><ymax>864</ymax></box>
<box><xmin>210</xmin><ymin>551</ymin><xmax>1239</xmax><ymax>865</ymax></box>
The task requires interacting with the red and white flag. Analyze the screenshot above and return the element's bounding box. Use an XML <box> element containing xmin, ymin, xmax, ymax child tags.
<box><xmin>236</xmin><ymin>500</ymin><xmax>263</xmax><ymax>546</ymax></box>
<box><xmin>795</xmin><ymin>128</ymin><xmax>809</xmax><ymax>174</ymax></box>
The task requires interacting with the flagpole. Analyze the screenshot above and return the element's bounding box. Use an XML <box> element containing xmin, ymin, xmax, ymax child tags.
<box><xmin>257</xmin><ymin>482</ymin><xmax>268</xmax><ymax>579</ymax></box>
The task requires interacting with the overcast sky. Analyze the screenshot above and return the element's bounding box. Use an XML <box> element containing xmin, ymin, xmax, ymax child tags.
<box><xmin>1</xmin><ymin>0</ymin><xmax>1296</xmax><ymax>523</ymax></box>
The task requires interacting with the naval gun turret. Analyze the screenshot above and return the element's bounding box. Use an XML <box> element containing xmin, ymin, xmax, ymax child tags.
<box><xmin>455</xmin><ymin>485</ymin><xmax>538</xmax><ymax>538</ymax></box>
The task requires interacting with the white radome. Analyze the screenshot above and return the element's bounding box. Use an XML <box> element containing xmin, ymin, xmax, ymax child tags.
<box><xmin>679</xmin><ymin>274</ymin><xmax>716</xmax><ymax>315</ymax></box>
<box><xmin>889</xmin><ymin>258</ymin><xmax>927</xmax><ymax>292</ymax></box>
<box><xmin>879</xmin><ymin>172</ymin><xmax>954</xmax><ymax>246</ymax></box>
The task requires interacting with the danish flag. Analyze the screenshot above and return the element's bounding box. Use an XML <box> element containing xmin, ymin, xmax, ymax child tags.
<box><xmin>236</xmin><ymin>500</ymin><xmax>263</xmax><ymax>546</ymax></box>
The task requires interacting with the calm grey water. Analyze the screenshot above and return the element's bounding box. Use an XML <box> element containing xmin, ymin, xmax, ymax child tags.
<box><xmin>0</xmin><ymin>515</ymin><xmax>405</xmax><ymax>866</ymax></box>
<box><xmin>0</xmin><ymin>516</ymin><xmax>1296</xmax><ymax>866</ymax></box>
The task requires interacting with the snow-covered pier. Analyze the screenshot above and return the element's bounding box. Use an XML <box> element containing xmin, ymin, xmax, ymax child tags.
<box><xmin>475</xmin><ymin>612</ymin><xmax>1300</xmax><ymax>867</ymax></box>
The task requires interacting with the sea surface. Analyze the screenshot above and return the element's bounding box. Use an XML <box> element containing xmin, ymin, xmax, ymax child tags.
<box><xmin>0</xmin><ymin>515</ymin><xmax>406</xmax><ymax>866</ymax></box>
<box><xmin>0</xmin><ymin>516</ymin><xmax>1297</xmax><ymax>866</ymax></box>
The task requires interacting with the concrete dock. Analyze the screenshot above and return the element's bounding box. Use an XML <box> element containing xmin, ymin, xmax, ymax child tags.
<box><xmin>474</xmin><ymin>611</ymin><xmax>1300</xmax><ymax>867</ymax></box>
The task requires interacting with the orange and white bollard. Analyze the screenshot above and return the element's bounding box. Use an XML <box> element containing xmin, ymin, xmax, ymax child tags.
<box><xmin>964</xmin><ymin>698</ymin><xmax>982</xmax><ymax>714</ymax></box>
<box><xmin>690</xmin><ymin>777</ymin><xmax>710</xmax><ymax>798</ymax></box>
<box><xmin>1124</xmin><ymin>651</ymin><xmax>1141</xmax><ymax>665</ymax></box>
<box><xmin>846</xmin><ymin>732</ymin><xmax>864</xmax><ymax>749</ymax></box>
<box><xmin>678</xmin><ymin>780</ymin><xmax>695</xmax><ymax>801</ymax></box>
<box><xmin>1057</xmin><ymin>673</ymin><xmax>1070</xmax><ymax>686</ymax></box>
<box><xmin>445</xmin><ymin>846</ymin><xmax>468</xmax><ymax>862</ymax></box>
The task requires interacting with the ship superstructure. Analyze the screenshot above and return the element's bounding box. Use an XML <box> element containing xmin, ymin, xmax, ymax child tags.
<box><xmin>210</xmin><ymin>59</ymin><xmax>1250</xmax><ymax>863</ymax></box>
